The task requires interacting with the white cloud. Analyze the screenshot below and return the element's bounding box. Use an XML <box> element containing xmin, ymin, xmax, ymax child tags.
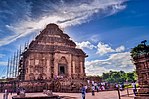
<box><xmin>85</xmin><ymin>52</ymin><xmax>135</xmax><ymax>76</ymax></box>
<box><xmin>96</xmin><ymin>42</ymin><xmax>125</xmax><ymax>55</ymax></box>
<box><xmin>75</xmin><ymin>41</ymin><xmax>131</xmax><ymax>75</ymax></box>
<box><xmin>75</xmin><ymin>41</ymin><xmax>125</xmax><ymax>56</ymax></box>
<box><xmin>90</xmin><ymin>35</ymin><xmax>100</xmax><ymax>42</ymax></box>
<box><xmin>0</xmin><ymin>0</ymin><xmax>127</xmax><ymax>47</ymax></box>
<box><xmin>0</xmin><ymin>34</ymin><xmax>26</xmax><ymax>47</ymax></box>
<box><xmin>85</xmin><ymin>65</ymin><xmax>114</xmax><ymax>76</ymax></box>
<box><xmin>115</xmin><ymin>45</ymin><xmax>125</xmax><ymax>52</ymax></box>
<box><xmin>96</xmin><ymin>42</ymin><xmax>114</xmax><ymax>55</ymax></box>
<box><xmin>0</xmin><ymin>62</ymin><xmax>7</xmax><ymax>66</ymax></box>
<box><xmin>0</xmin><ymin>54</ymin><xmax>5</xmax><ymax>58</ymax></box>
<box><xmin>108</xmin><ymin>52</ymin><xmax>133</xmax><ymax>68</ymax></box>
<box><xmin>76</xmin><ymin>41</ymin><xmax>96</xmax><ymax>49</ymax></box>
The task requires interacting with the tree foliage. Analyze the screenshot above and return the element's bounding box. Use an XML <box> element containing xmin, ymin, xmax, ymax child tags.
<box><xmin>102</xmin><ymin>70</ymin><xmax>137</xmax><ymax>83</ymax></box>
<box><xmin>130</xmin><ymin>42</ymin><xmax>149</xmax><ymax>58</ymax></box>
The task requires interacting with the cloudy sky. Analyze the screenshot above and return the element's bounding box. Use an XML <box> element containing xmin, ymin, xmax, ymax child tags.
<box><xmin>0</xmin><ymin>0</ymin><xmax>149</xmax><ymax>78</ymax></box>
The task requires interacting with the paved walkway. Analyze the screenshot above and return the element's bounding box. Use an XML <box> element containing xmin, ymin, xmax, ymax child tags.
<box><xmin>0</xmin><ymin>89</ymin><xmax>134</xmax><ymax>99</ymax></box>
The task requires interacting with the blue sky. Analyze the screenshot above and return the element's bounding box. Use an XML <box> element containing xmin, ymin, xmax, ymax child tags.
<box><xmin>0</xmin><ymin>0</ymin><xmax>149</xmax><ymax>78</ymax></box>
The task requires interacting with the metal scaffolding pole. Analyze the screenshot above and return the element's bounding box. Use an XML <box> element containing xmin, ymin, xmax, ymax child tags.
<box><xmin>15</xmin><ymin>50</ymin><xmax>19</xmax><ymax>77</ymax></box>
<box><xmin>10</xmin><ymin>57</ymin><xmax>13</xmax><ymax>78</ymax></box>
<box><xmin>6</xmin><ymin>58</ymin><xmax>10</xmax><ymax>78</ymax></box>
<box><xmin>12</xmin><ymin>52</ymin><xmax>16</xmax><ymax>78</ymax></box>
<box><xmin>18</xmin><ymin>45</ymin><xmax>22</xmax><ymax>79</ymax></box>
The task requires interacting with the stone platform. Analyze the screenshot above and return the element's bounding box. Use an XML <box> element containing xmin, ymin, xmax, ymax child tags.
<box><xmin>12</xmin><ymin>95</ymin><xmax>60</xmax><ymax>99</ymax></box>
<box><xmin>134</xmin><ymin>96</ymin><xmax>149</xmax><ymax>99</ymax></box>
<box><xmin>0</xmin><ymin>90</ymin><xmax>135</xmax><ymax>99</ymax></box>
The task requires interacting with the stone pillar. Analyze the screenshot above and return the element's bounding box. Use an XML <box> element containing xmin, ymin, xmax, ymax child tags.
<box><xmin>50</xmin><ymin>53</ymin><xmax>54</xmax><ymax>78</ymax></box>
<box><xmin>80</xmin><ymin>61</ymin><xmax>83</xmax><ymax>73</ymax></box>
<box><xmin>54</xmin><ymin>58</ymin><xmax>58</xmax><ymax>77</ymax></box>
<box><xmin>67</xmin><ymin>54</ymin><xmax>71</xmax><ymax>77</ymax></box>
<box><xmin>73</xmin><ymin>61</ymin><xmax>75</xmax><ymax>74</ymax></box>
<box><xmin>28</xmin><ymin>60</ymin><xmax>31</xmax><ymax>74</ymax></box>
<box><xmin>83</xmin><ymin>59</ymin><xmax>86</xmax><ymax>76</ymax></box>
<box><xmin>46</xmin><ymin>60</ymin><xmax>51</xmax><ymax>79</ymax></box>
<box><xmin>55</xmin><ymin>63</ymin><xmax>58</xmax><ymax>77</ymax></box>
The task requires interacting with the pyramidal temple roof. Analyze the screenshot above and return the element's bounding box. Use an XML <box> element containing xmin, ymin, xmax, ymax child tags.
<box><xmin>27</xmin><ymin>23</ymin><xmax>87</xmax><ymax>56</ymax></box>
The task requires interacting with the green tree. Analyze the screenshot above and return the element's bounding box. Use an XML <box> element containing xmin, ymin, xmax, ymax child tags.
<box><xmin>126</xmin><ymin>72</ymin><xmax>135</xmax><ymax>82</ymax></box>
<box><xmin>101</xmin><ymin>71</ymin><xmax>136</xmax><ymax>83</ymax></box>
<box><xmin>102</xmin><ymin>72</ymin><xmax>110</xmax><ymax>80</ymax></box>
<box><xmin>131</xmin><ymin>41</ymin><xmax>149</xmax><ymax>58</ymax></box>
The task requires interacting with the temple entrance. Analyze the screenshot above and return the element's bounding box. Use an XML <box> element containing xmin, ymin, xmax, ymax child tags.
<box><xmin>60</xmin><ymin>66</ymin><xmax>65</xmax><ymax>74</ymax></box>
<box><xmin>58</xmin><ymin>64</ymin><xmax>67</xmax><ymax>76</ymax></box>
<box><xmin>58</xmin><ymin>56</ymin><xmax>68</xmax><ymax>77</ymax></box>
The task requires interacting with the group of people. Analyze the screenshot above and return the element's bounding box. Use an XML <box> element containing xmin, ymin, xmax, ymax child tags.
<box><xmin>115</xmin><ymin>83</ymin><xmax>125</xmax><ymax>91</ymax></box>
<box><xmin>80</xmin><ymin>83</ymin><xmax>99</xmax><ymax>99</ymax></box>
<box><xmin>81</xmin><ymin>81</ymin><xmax>138</xmax><ymax>99</ymax></box>
<box><xmin>3</xmin><ymin>87</ymin><xmax>26</xmax><ymax>99</ymax></box>
<box><xmin>3</xmin><ymin>89</ymin><xmax>14</xmax><ymax>99</ymax></box>
<box><xmin>80</xmin><ymin>80</ymin><xmax>112</xmax><ymax>99</ymax></box>
<box><xmin>115</xmin><ymin>81</ymin><xmax>138</xmax><ymax>96</ymax></box>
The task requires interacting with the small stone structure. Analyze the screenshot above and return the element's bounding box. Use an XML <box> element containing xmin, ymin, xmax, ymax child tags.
<box><xmin>132</xmin><ymin>54</ymin><xmax>149</xmax><ymax>99</ymax></box>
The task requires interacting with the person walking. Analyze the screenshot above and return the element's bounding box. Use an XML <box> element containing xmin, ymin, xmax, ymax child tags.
<box><xmin>132</xmin><ymin>81</ymin><xmax>137</xmax><ymax>96</ymax></box>
<box><xmin>92</xmin><ymin>85</ymin><xmax>95</xmax><ymax>96</ymax></box>
<box><xmin>84</xmin><ymin>85</ymin><xmax>88</xmax><ymax>93</ymax></box>
<box><xmin>81</xmin><ymin>84</ymin><xmax>86</xmax><ymax>99</ymax></box>
<box><xmin>3</xmin><ymin>89</ymin><xmax>8</xmax><ymax>99</ymax></box>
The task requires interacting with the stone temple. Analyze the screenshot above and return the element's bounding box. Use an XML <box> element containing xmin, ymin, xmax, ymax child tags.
<box><xmin>0</xmin><ymin>24</ymin><xmax>87</xmax><ymax>93</ymax></box>
<box><xmin>18</xmin><ymin>23</ymin><xmax>87</xmax><ymax>81</ymax></box>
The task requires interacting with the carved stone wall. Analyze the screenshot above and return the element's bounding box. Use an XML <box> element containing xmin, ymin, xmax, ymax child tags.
<box><xmin>133</xmin><ymin>54</ymin><xmax>149</xmax><ymax>99</ymax></box>
<box><xmin>19</xmin><ymin>24</ymin><xmax>87</xmax><ymax>81</ymax></box>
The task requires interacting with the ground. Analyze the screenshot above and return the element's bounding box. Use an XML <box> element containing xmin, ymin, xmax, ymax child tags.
<box><xmin>0</xmin><ymin>89</ymin><xmax>135</xmax><ymax>99</ymax></box>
